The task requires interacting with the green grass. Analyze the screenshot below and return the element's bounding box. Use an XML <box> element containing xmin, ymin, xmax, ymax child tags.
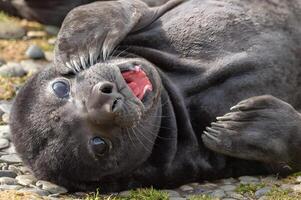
<box><xmin>85</xmin><ymin>188</ymin><xmax>169</xmax><ymax>200</ymax></box>
<box><xmin>188</xmin><ymin>194</ymin><xmax>218</xmax><ymax>200</ymax></box>
<box><xmin>0</xmin><ymin>11</ymin><xmax>10</xmax><ymax>22</ymax></box>
<box><xmin>265</xmin><ymin>187</ymin><xmax>301</xmax><ymax>200</ymax></box>
<box><xmin>235</xmin><ymin>183</ymin><xmax>265</xmax><ymax>195</ymax></box>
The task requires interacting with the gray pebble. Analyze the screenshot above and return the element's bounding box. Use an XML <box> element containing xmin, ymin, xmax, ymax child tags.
<box><xmin>0</xmin><ymin>154</ymin><xmax>22</xmax><ymax>164</ymax></box>
<box><xmin>25</xmin><ymin>44</ymin><xmax>45</xmax><ymax>59</ymax></box>
<box><xmin>170</xmin><ymin>198</ymin><xmax>186</xmax><ymax>200</ymax></box>
<box><xmin>19</xmin><ymin>166</ymin><xmax>32</xmax><ymax>174</ymax></box>
<box><xmin>293</xmin><ymin>184</ymin><xmax>301</xmax><ymax>192</ymax></box>
<box><xmin>20</xmin><ymin>59</ymin><xmax>49</xmax><ymax>74</ymax></box>
<box><xmin>0</xmin><ymin>184</ymin><xmax>22</xmax><ymax>190</ymax></box>
<box><xmin>1</xmin><ymin>113</ymin><xmax>9</xmax><ymax>124</ymax></box>
<box><xmin>0</xmin><ymin>138</ymin><xmax>9</xmax><ymax>150</ymax></box>
<box><xmin>1</xmin><ymin>144</ymin><xmax>16</xmax><ymax>155</ymax></box>
<box><xmin>16</xmin><ymin>174</ymin><xmax>37</xmax><ymax>186</ymax></box>
<box><xmin>0</xmin><ymin>125</ymin><xmax>11</xmax><ymax>140</ymax></box>
<box><xmin>258</xmin><ymin>196</ymin><xmax>268</xmax><ymax>200</ymax></box>
<box><xmin>220</xmin><ymin>178</ymin><xmax>237</xmax><ymax>185</ymax></box>
<box><xmin>222</xmin><ymin>198</ymin><xmax>237</xmax><ymax>200</ymax></box>
<box><xmin>226</xmin><ymin>191</ymin><xmax>245</xmax><ymax>199</ymax></box>
<box><xmin>19</xmin><ymin>187</ymin><xmax>50</xmax><ymax>196</ymax></box>
<box><xmin>27</xmin><ymin>31</ymin><xmax>47</xmax><ymax>38</ymax></box>
<box><xmin>238</xmin><ymin>176</ymin><xmax>259</xmax><ymax>183</ymax></box>
<box><xmin>280</xmin><ymin>184</ymin><xmax>294</xmax><ymax>190</ymax></box>
<box><xmin>0</xmin><ymin>59</ymin><xmax>6</xmax><ymax>67</ymax></box>
<box><xmin>219</xmin><ymin>185</ymin><xmax>236</xmax><ymax>191</ymax></box>
<box><xmin>45</xmin><ymin>26</ymin><xmax>59</xmax><ymax>35</ymax></box>
<box><xmin>162</xmin><ymin>190</ymin><xmax>181</xmax><ymax>197</ymax></box>
<box><xmin>0</xmin><ymin>21</ymin><xmax>25</xmax><ymax>39</ymax></box>
<box><xmin>118</xmin><ymin>190</ymin><xmax>131</xmax><ymax>197</ymax></box>
<box><xmin>36</xmin><ymin>180</ymin><xmax>67</xmax><ymax>194</ymax></box>
<box><xmin>0</xmin><ymin>170</ymin><xmax>17</xmax><ymax>178</ymax></box>
<box><xmin>210</xmin><ymin>189</ymin><xmax>226</xmax><ymax>198</ymax></box>
<box><xmin>0</xmin><ymin>101</ymin><xmax>12</xmax><ymax>114</ymax></box>
<box><xmin>48</xmin><ymin>38</ymin><xmax>56</xmax><ymax>45</ymax></box>
<box><xmin>0</xmin><ymin>62</ymin><xmax>26</xmax><ymax>77</ymax></box>
<box><xmin>255</xmin><ymin>187</ymin><xmax>271</xmax><ymax>198</ymax></box>
<box><xmin>179</xmin><ymin>185</ymin><xmax>194</xmax><ymax>192</ymax></box>
<box><xmin>0</xmin><ymin>177</ymin><xmax>17</xmax><ymax>185</ymax></box>
<box><xmin>8</xmin><ymin>165</ymin><xmax>23</xmax><ymax>175</ymax></box>
<box><xmin>45</xmin><ymin>51</ymin><xmax>54</xmax><ymax>62</ymax></box>
<box><xmin>296</xmin><ymin>176</ymin><xmax>301</xmax><ymax>183</ymax></box>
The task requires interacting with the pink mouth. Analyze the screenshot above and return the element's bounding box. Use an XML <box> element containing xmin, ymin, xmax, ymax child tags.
<box><xmin>121</xmin><ymin>65</ymin><xmax>153</xmax><ymax>100</ymax></box>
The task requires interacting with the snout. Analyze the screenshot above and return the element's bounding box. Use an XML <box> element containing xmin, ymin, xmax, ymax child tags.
<box><xmin>86</xmin><ymin>81</ymin><xmax>124</xmax><ymax>126</ymax></box>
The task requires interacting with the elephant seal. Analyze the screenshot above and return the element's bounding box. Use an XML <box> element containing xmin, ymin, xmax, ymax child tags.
<box><xmin>10</xmin><ymin>0</ymin><xmax>301</xmax><ymax>192</ymax></box>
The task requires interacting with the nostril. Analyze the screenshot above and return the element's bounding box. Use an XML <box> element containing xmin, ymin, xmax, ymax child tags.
<box><xmin>99</xmin><ymin>84</ymin><xmax>113</xmax><ymax>94</ymax></box>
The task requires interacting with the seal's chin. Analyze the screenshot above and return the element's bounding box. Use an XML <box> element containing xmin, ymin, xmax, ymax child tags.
<box><xmin>121</xmin><ymin>65</ymin><xmax>153</xmax><ymax>100</ymax></box>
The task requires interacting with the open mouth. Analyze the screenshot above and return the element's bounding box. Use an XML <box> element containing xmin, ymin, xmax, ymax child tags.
<box><xmin>121</xmin><ymin>65</ymin><xmax>153</xmax><ymax>100</ymax></box>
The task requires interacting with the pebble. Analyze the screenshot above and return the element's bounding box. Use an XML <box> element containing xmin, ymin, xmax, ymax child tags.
<box><xmin>45</xmin><ymin>26</ymin><xmax>59</xmax><ymax>35</ymax></box>
<box><xmin>0</xmin><ymin>59</ymin><xmax>6</xmax><ymax>67</ymax></box>
<box><xmin>25</xmin><ymin>45</ymin><xmax>45</xmax><ymax>59</ymax></box>
<box><xmin>258</xmin><ymin>196</ymin><xmax>268</xmax><ymax>200</ymax></box>
<box><xmin>8</xmin><ymin>165</ymin><xmax>23</xmax><ymax>175</ymax></box>
<box><xmin>179</xmin><ymin>185</ymin><xmax>194</xmax><ymax>192</ymax></box>
<box><xmin>222</xmin><ymin>198</ymin><xmax>237</xmax><ymax>200</ymax></box>
<box><xmin>0</xmin><ymin>170</ymin><xmax>17</xmax><ymax>178</ymax></box>
<box><xmin>0</xmin><ymin>184</ymin><xmax>22</xmax><ymax>190</ymax></box>
<box><xmin>0</xmin><ymin>62</ymin><xmax>26</xmax><ymax>77</ymax></box>
<box><xmin>36</xmin><ymin>180</ymin><xmax>67</xmax><ymax>194</ymax></box>
<box><xmin>220</xmin><ymin>185</ymin><xmax>236</xmax><ymax>191</ymax></box>
<box><xmin>292</xmin><ymin>184</ymin><xmax>301</xmax><ymax>192</ymax></box>
<box><xmin>296</xmin><ymin>176</ymin><xmax>301</xmax><ymax>183</ymax></box>
<box><xmin>118</xmin><ymin>190</ymin><xmax>131</xmax><ymax>197</ymax></box>
<box><xmin>27</xmin><ymin>31</ymin><xmax>47</xmax><ymax>38</ymax></box>
<box><xmin>20</xmin><ymin>59</ymin><xmax>49</xmax><ymax>73</ymax></box>
<box><xmin>170</xmin><ymin>198</ymin><xmax>186</xmax><ymax>200</ymax></box>
<box><xmin>0</xmin><ymin>138</ymin><xmax>9</xmax><ymax>150</ymax></box>
<box><xmin>0</xmin><ymin>101</ymin><xmax>12</xmax><ymax>114</ymax></box>
<box><xmin>48</xmin><ymin>38</ymin><xmax>56</xmax><ymax>46</ymax></box>
<box><xmin>1</xmin><ymin>113</ymin><xmax>9</xmax><ymax>124</ymax></box>
<box><xmin>220</xmin><ymin>177</ymin><xmax>237</xmax><ymax>184</ymax></box>
<box><xmin>0</xmin><ymin>154</ymin><xmax>22</xmax><ymax>164</ymax></box>
<box><xmin>226</xmin><ymin>191</ymin><xmax>245</xmax><ymax>199</ymax></box>
<box><xmin>238</xmin><ymin>176</ymin><xmax>260</xmax><ymax>183</ymax></box>
<box><xmin>162</xmin><ymin>190</ymin><xmax>181</xmax><ymax>197</ymax></box>
<box><xmin>16</xmin><ymin>174</ymin><xmax>37</xmax><ymax>186</ymax></box>
<box><xmin>255</xmin><ymin>187</ymin><xmax>271</xmax><ymax>198</ymax></box>
<box><xmin>2</xmin><ymin>145</ymin><xmax>17</xmax><ymax>155</ymax></box>
<box><xmin>210</xmin><ymin>189</ymin><xmax>226</xmax><ymax>198</ymax></box>
<box><xmin>19</xmin><ymin>166</ymin><xmax>32</xmax><ymax>174</ymax></box>
<box><xmin>45</xmin><ymin>51</ymin><xmax>54</xmax><ymax>62</ymax></box>
<box><xmin>19</xmin><ymin>187</ymin><xmax>50</xmax><ymax>196</ymax></box>
<box><xmin>280</xmin><ymin>184</ymin><xmax>294</xmax><ymax>190</ymax></box>
<box><xmin>0</xmin><ymin>21</ymin><xmax>26</xmax><ymax>39</ymax></box>
<box><xmin>0</xmin><ymin>177</ymin><xmax>17</xmax><ymax>185</ymax></box>
<box><xmin>0</xmin><ymin>125</ymin><xmax>11</xmax><ymax>140</ymax></box>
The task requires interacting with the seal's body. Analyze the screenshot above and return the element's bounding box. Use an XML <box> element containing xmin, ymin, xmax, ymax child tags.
<box><xmin>10</xmin><ymin>0</ymin><xmax>301</xmax><ymax>192</ymax></box>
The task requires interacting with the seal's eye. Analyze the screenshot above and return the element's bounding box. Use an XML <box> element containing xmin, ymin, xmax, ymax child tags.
<box><xmin>90</xmin><ymin>137</ymin><xmax>108</xmax><ymax>155</ymax></box>
<box><xmin>52</xmin><ymin>80</ymin><xmax>70</xmax><ymax>98</ymax></box>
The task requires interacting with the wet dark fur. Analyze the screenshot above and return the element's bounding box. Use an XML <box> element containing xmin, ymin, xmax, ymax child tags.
<box><xmin>9</xmin><ymin>0</ymin><xmax>301</xmax><ymax>193</ymax></box>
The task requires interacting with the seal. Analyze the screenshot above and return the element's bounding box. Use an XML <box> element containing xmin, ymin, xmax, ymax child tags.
<box><xmin>9</xmin><ymin>0</ymin><xmax>301</xmax><ymax>193</ymax></box>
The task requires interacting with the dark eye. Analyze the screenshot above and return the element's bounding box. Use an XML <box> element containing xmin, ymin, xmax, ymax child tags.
<box><xmin>90</xmin><ymin>137</ymin><xmax>108</xmax><ymax>155</ymax></box>
<box><xmin>52</xmin><ymin>80</ymin><xmax>70</xmax><ymax>98</ymax></box>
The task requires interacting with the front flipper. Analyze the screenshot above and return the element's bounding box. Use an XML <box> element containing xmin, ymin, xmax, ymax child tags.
<box><xmin>202</xmin><ymin>95</ymin><xmax>301</xmax><ymax>169</ymax></box>
<box><xmin>54</xmin><ymin>0</ymin><xmax>185</xmax><ymax>74</ymax></box>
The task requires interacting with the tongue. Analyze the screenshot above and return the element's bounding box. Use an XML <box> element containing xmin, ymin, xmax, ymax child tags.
<box><xmin>121</xmin><ymin>66</ymin><xmax>153</xmax><ymax>100</ymax></box>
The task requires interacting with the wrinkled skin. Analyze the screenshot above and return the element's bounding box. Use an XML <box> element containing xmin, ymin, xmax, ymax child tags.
<box><xmin>9</xmin><ymin>0</ymin><xmax>301</xmax><ymax>193</ymax></box>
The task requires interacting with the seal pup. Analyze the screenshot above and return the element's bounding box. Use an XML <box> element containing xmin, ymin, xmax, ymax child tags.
<box><xmin>10</xmin><ymin>0</ymin><xmax>301</xmax><ymax>192</ymax></box>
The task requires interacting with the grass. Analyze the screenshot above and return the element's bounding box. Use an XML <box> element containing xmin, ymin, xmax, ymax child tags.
<box><xmin>265</xmin><ymin>187</ymin><xmax>301</xmax><ymax>200</ymax></box>
<box><xmin>85</xmin><ymin>188</ymin><xmax>169</xmax><ymax>200</ymax></box>
<box><xmin>0</xmin><ymin>74</ymin><xmax>31</xmax><ymax>100</ymax></box>
<box><xmin>235</xmin><ymin>183</ymin><xmax>266</xmax><ymax>195</ymax></box>
<box><xmin>188</xmin><ymin>194</ymin><xmax>218</xmax><ymax>200</ymax></box>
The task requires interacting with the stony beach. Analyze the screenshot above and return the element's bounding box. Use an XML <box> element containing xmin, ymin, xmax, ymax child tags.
<box><xmin>0</xmin><ymin>11</ymin><xmax>301</xmax><ymax>200</ymax></box>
